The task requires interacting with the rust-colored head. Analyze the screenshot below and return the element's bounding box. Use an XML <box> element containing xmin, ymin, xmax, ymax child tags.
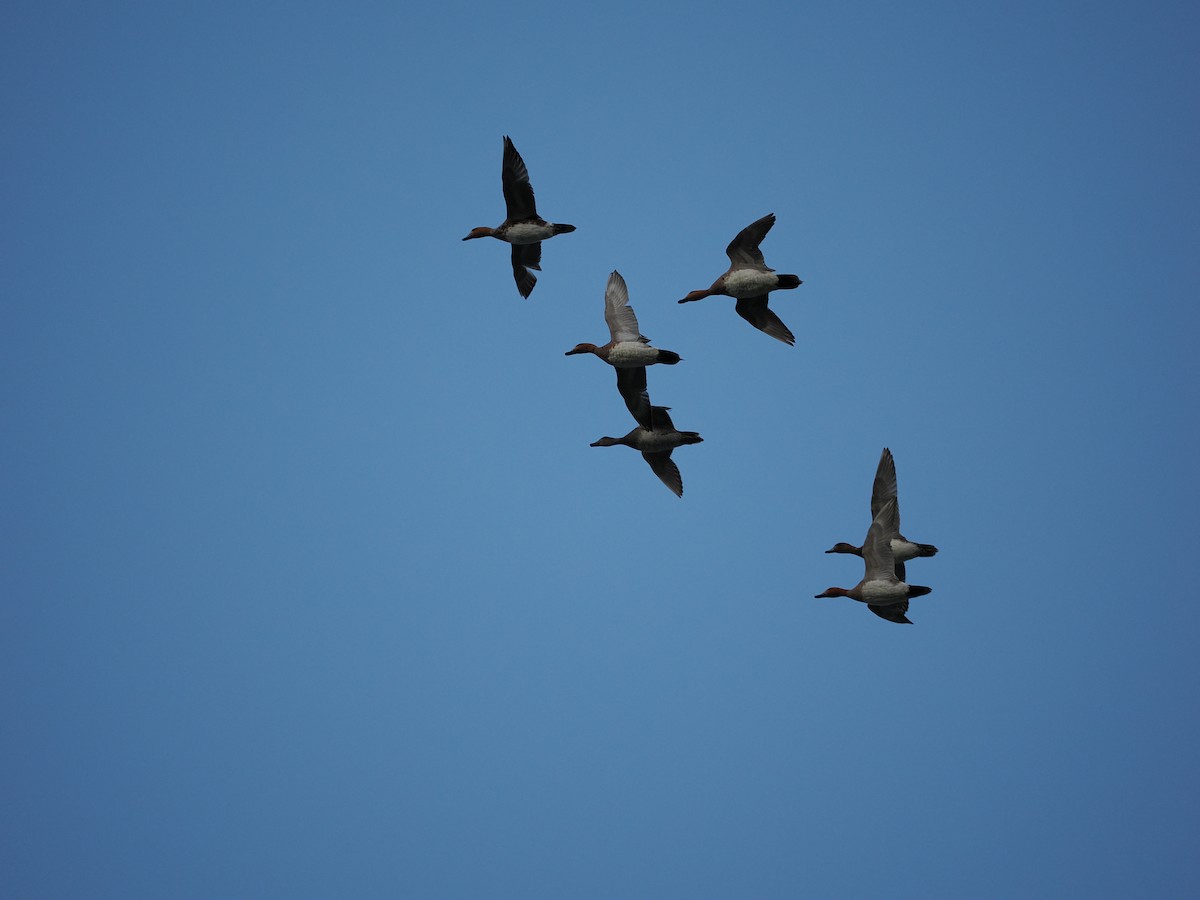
<box><xmin>814</xmin><ymin>587</ymin><xmax>850</xmax><ymax>599</ymax></box>
<box><xmin>565</xmin><ymin>343</ymin><xmax>599</xmax><ymax>356</ymax></box>
<box><xmin>462</xmin><ymin>227</ymin><xmax>496</xmax><ymax>241</ymax></box>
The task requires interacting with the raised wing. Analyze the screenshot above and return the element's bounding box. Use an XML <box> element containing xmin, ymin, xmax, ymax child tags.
<box><xmin>501</xmin><ymin>136</ymin><xmax>538</xmax><ymax>222</ymax></box>
<box><xmin>870</xmin><ymin>447</ymin><xmax>899</xmax><ymax>523</ymax></box>
<box><xmin>725</xmin><ymin>213</ymin><xmax>776</xmax><ymax>271</ymax></box>
<box><xmin>863</xmin><ymin>498</ymin><xmax>899</xmax><ymax>582</ymax></box>
<box><xmin>735</xmin><ymin>297</ymin><xmax>795</xmax><ymax>346</ymax></box>
<box><xmin>642</xmin><ymin>451</ymin><xmax>683</xmax><ymax>497</ymax></box>
<box><xmin>603</xmin><ymin>270</ymin><xmax>645</xmax><ymax>343</ymax></box>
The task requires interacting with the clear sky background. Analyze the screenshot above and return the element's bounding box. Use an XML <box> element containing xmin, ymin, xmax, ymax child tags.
<box><xmin>3</xmin><ymin>2</ymin><xmax>1198</xmax><ymax>897</ymax></box>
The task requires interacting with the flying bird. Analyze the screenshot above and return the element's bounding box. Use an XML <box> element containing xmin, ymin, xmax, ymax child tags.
<box><xmin>589</xmin><ymin>407</ymin><xmax>703</xmax><ymax>498</ymax></box>
<box><xmin>815</xmin><ymin>498</ymin><xmax>933</xmax><ymax>624</ymax></box>
<box><xmin>566</xmin><ymin>270</ymin><xmax>682</xmax><ymax>428</ymax></box>
<box><xmin>678</xmin><ymin>213</ymin><xmax>802</xmax><ymax>345</ymax></box>
<box><xmin>462</xmin><ymin>136</ymin><xmax>576</xmax><ymax>298</ymax></box>
<box><xmin>825</xmin><ymin>447</ymin><xmax>938</xmax><ymax>582</ymax></box>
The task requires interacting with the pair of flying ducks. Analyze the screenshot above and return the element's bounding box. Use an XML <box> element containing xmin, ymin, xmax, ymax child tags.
<box><xmin>463</xmin><ymin>136</ymin><xmax>804</xmax><ymax>344</ymax></box>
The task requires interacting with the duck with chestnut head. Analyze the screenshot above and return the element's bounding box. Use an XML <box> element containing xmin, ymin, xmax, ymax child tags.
<box><xmin>566</xmin><ymin>270</ymin><xmax>681</xmax><ymax>428</ymax></box>
<box><xmin>816</xmin><ymin>498</ymin><xmax>932</xmax><ymax>624</ymax></box>
<box><xmin>677</xmin><ymin>213</ymin><xmax>802</xmax><ymax>345</ymax></box>
<box><xmin>462</xmin><ymin>136</ymin><xmax>575</xmax><ymax>298</ymax></box>
<box><xmin>825</xmin><ymin>447</ymin><xmax>938</xmax><ymax>582</ymax></box>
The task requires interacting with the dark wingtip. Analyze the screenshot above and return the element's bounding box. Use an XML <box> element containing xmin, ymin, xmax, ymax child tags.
<box><xmin>515</xmin><ymin>271</ymin><xmax>536</xmax><ymax>298</ymax></box>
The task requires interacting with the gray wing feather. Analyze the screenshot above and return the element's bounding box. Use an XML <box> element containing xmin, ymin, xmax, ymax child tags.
<box><xmin>863</xmin><ymin>498</ymin><xmax>899</xmax><ymax>582</ymax></box>
<box><xmin>870</xmin><ymin>447</ymin><xmax>899</xmax><ymax>523</ymax></box>
<box><xmin>603</xmin><ymin>271</ymin><xmax>644</xmax><ymax>343</ymax></box>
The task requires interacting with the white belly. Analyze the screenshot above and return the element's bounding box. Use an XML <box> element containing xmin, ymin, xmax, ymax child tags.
<box><xmin>503</xmin><ymin>222</ymin><xmax>555</xmax><ymax>244</ymax></box>
<box><xmin>608</xmin><ymin>342</ymin><xmax>658</xmax><ymax>367</ymax></box>
<box><xmin>861</xmin><ymin>580</ymin><xmax>907</xmax><ymax>604</ymax></box>
<box><xmin>891</xmin><ymin>538</ymin><xmax>919</xmax><ymax>562</ymax></box>
<box><xmin>722</xmin><ymin>269</ymin><xmax>778</xmax><ymax>298</ymax></box>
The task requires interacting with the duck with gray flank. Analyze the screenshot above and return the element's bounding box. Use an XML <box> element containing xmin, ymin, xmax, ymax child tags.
<box><xmin>825</xmin><ymin>447</ymin><xmax>938</xmax><ymax>581</ymax></box>
<box><xmin>677</xmin><ymin>213</ymin><xmax>802</xmax><ymax>345</ymax></box>
<box><xmin>589</xmin><ymin>406</ymin><xmax>703</xmax><ymax>498</ymax></box>
<box><xmin>566</xmin><ymin>270</ymin><xmax>682</xmax><ymax>429</ymax></box>
<box><xmin>462</xmin><ymin>136</ymin><xmax>576</xmax><ymax>298</ymax></box>
<box><xmin>815</xmin><ymin>498</ymin><xmax>932</xmax><ymax>624</ymax></box>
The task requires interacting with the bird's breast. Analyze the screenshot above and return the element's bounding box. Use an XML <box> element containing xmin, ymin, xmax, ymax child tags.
<box><xmin>722</xmin><ymin>269</ymin><xmax>778</xmax><ymax>298</ymax></box>
<box><xmin>502</xmin><ymin>222</ymin><xmax>556</xmax><ymax>244</ymax></box>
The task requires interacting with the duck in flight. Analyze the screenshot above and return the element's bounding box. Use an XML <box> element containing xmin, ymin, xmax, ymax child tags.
<box><xmin>589</xmin><ymin>406</ymin><xmax>703</xmax><ymax>498</ymax></box>
<box><xmin>678</xmin><ymin>213</ymin><xmax>802</xmax><ymax>345</ymax></box>
<box><xmin>566</xmin><ymin>270</ymin><xmax>682</xmax><ymax>429</ymax></box>
<box><xmin>825</xmin><ymin>447</ymin><xmax>938</xmax><ymax>582</ymax></box>
<box><xmin>463</xmin><ymin>136</ymin><xmax>576</xmax><ymax>298</ymax></box>
<box><xmin>815</xmin><ymin>498</ymin><xmax>933</xmax><ymax>624</ymax></box>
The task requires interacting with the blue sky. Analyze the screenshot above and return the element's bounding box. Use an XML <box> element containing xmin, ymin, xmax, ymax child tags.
<box><xmin>3</xmin><ymin>1</ymin><xmax>1198</xmax><ymax>897</ymax></box>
